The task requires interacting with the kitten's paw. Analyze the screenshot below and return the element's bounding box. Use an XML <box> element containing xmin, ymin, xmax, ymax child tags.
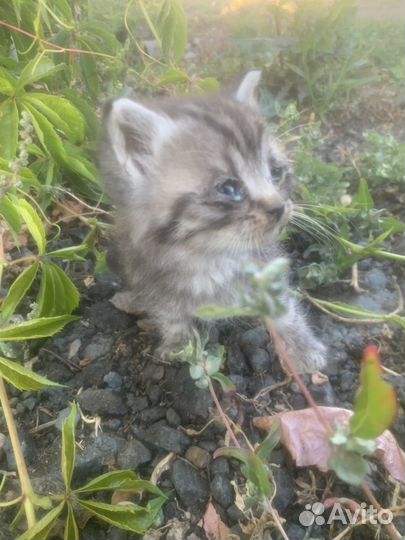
<box><xmin>286</xmin><ymin>339</ymin><xmax>327</xmax><ymax>374</ymax></box>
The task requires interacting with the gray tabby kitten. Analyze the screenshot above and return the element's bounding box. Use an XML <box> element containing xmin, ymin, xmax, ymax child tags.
<box><xmin>99</xmin><ymin>71</ymin><xmax>326</xmax><ymax>373</ymax></box>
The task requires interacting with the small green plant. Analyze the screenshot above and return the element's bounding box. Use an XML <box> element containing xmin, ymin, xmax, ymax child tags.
<box><xmin>6</xmin><ymin>404</ymin><xmax>167</xmax><ymax>540</ymax></box>
<box><xmin>360</xmin><ymin>130</ymin><xmax>405</xmax><ymax>187</ymax></box>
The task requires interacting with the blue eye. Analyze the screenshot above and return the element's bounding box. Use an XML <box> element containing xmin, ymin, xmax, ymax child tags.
<box><xmin>216</xmin><ymin>178</ymin><xmax>244</xmax><ymax>202</ymax></box>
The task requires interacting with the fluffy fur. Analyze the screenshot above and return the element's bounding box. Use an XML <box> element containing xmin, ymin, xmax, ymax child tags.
<box><xmin>99</xmin><ymin>72</ymin><xmax>326</xmax><ymax>372</ymax></box>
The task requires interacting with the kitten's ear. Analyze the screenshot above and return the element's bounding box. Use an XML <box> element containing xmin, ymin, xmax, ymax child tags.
<box><xmin>235</xmin><ymin>70</ymin><xmax>262</xmax><ymax>109</ymax></box>
<box><xmin>105</xmin><ymin>98</ymin><xmax>174</xmax><ymax>172</ymax></box>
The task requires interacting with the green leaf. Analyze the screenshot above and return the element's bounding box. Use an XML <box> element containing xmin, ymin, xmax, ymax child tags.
<box><xmin>0</xmin><ymin>194</ymin><xmax>22</xmax><ymax>234</ymax></box>
<box><xmin>62</xmin><ymin>89</ymin><xmax>99</xmax><ymax>139</ymax></box>
<box><xmin>0</xmin><ymin>99</ymin><xmax>18</xmax><ymax>159</ymax></box>
<box><xmin>189</xmin><ymin>364</ymin><xmax>204</xmax><ymax>380</ymax></box>
<box><xmin>157</xmin><ymin>0</ymin><xmax>188</xmax><ymax>62</ymax></box>
<box><xmin>79</xmin><ymin>53</ymin><xmax>99</xmax><ymax>102</ymax></box>
<box><xmin>0</xmin><ymin>315</ymin><xmax>78</xmax><ymax>341</ymax></box>
<box><xmin>244</xmin><ymin>453</ymin><xmax>273</xmax><ymax>497</ymax></box>
<box><xmin>214</xmin><ymin>447</ymin><xmax>251</xmax><ymax>465</ymax></box>
<box><xmin>197</xmin><ymin>305</ymin><xmax>252</xmax><ymax>319</ymax></box>
<box><xmin>18</xmin><ymin>501</ymin><xmax>64</xmax><ymax>540</ymax></box>
<box><xmin>76</xmin><ymin>497</ymin><xmax>165</xmax><ymax>533</ymax></box>
<box><xmin>47</xmin><ymin>245</ymin><xmax>87</xmax><ymax>261</ymax></box>
<box><xmin>64</xmin><ymin>503</ymin><xmax>79</xmax><ymax>540</ymax></box>
<box><xmin>350</xmin><ymin>346</ymin><xmax>397</xmax><ymax>439</ymax></box>
<box><xmin>62</xmin><ymin>403</ymin><xmax>78</xmax><ymax>488</ymax></box>
<box><xmin>37</xmin><ymin>262</ymin><xmax>80</xmax><ymax>317</ymax></box>
<box><xmin>15</xmin><ymin>57</ymin><xmax>65</xmax><ymax>92</ymax></box>
<box><xmin>1</xmin><ymin>262</ymin><xmax>39</xmax><ymax>323</ymax></box>
<box><xmin>76</xmin><ymin>470</ymin><xmax>165</xmax><ymax>497</ymax></box>
<box><xmin>158</xmin><ymin>68</ymin><xmax>189</xmax><ymax>85</ymax></box>
<box><xmin>328</xmin><ymin>449</ymin><xmax>370</xmax><ymax>486</ymax></box>
<box><xmin>24</xmin><ymin>93</ymin><xmax>85</xmax><ymax>144</ymax></box>
<box><xmin>14</xmin><ymin>198</ymin><xmax>46</xmax><ymax>255</ymax></box>
<box><xmin>0</xmin><ymin>67</ymin><xmax>17</xmax><ymax>96</ymax></box>
<box><xmin>354</xmin><ymin>178</ymin><xmax>374</xmax><ymax>211</ymax></box>
<box><xmin>211</xmin><ymin>372</ymin><xmax>236</xmax><ymax>393</ymax></box>
<box><xmin>0</xmin><ymin>356</ymin><xmax>63</xmax><ymax>391</ymax></box>
<box><xmin>23</xmin><ymin>103</ymin><xmax>67</xmax><ymax>163</ymax></box>
<box><xmin>255</xmin><ymin>419</ymin><xmax>280</xmax><ymax>461</ymax></box>
<box><xmin>205</xmin><ymin>354</ymin><xmax>222</xmax><ymax>376</ymax></box>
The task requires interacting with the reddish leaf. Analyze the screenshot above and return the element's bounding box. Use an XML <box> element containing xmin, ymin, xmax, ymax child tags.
<box><xmin>254</xmin><ymin>407</ymin><xmax>405</xmax><ymax>484</ymax></box>
<box><xmin>199</xmin><ymin>502</ymin><xmax>230</xmax><ymax>540</ymax></box>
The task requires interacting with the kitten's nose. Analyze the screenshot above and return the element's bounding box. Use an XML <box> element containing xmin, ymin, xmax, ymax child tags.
<box><xmin>267</xmin><ymin>204</ymin><xmax>285</xmax><ymax>221</ymax></box>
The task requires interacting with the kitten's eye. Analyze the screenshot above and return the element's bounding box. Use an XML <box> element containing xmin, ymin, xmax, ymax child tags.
<box><xmin>270</xmin><ymin>165</ymin><xmax>283</xmax><ymax>182</ymax></box>
<box><xmin>216</xmin><ymin>178</ymin><xmax>244</xmax><ymax>202</ymax></box>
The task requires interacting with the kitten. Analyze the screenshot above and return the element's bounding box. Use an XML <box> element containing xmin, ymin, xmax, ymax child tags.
<box><xmin>99</xmin><ymin>71</ymin><xmax>326</xmax><ymax>373</ymax></box>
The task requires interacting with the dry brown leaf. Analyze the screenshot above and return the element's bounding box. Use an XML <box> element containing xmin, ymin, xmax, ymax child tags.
<box><xmin>52</xmin><ymin>199</ymin><xmax>85</xmax><ymax>223</ymax></box>
<box><xmin>111</xmin><ymin>489</ymin><xmax>137</xmax><ymax>505</ymax></box>
<box><xmin>199</xmin><ymin>502</ymin><xmax>231</xmax><ymax>540</ymax></box>
<box><xmin>254</xmin><ymin>406</ymin><xmax>405</xmax><ymax>484</ymax></box>
<box><xmin>150</xmin><ymin>452</ymin><xmax>176</xmax><ymax>485</ymax></box>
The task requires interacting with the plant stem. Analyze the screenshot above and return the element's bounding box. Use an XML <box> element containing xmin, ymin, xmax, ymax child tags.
<box><xmin>208</xmin><ymin>378</ymin><xmax>241</xmax><ymax>449</ymax></box>
<box><xmin>361</xmin><ymin>481</ymin><xmax>402</xmax><ymax>540</ymax></box>
<box><xmin>266</xmin><ymin>322</ymin><xmax>333</xmax><ymax>436</ymax></box>
<box><xmin>0</xmin><ymin>378</ymin><xmax>36</xmax><ymax>528</ymax></box>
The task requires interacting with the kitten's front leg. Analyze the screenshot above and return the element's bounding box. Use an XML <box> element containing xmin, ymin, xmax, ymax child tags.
<box><xmin>272</xmin><ymin>295</ymin><xmax>327</xmax><ymax>373</ymax></box>
<box><xmin>155</xmin><ymin>311</ymin><xmax>194</xmax><ymax>359</ymax></box>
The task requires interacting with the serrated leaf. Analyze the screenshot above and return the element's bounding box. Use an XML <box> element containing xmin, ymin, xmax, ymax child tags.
<box><xmin>15</xmin><ymin>57</ymin><xmax>65</xmax><ymax>92</ymax></box>
<box><xmin>79</xmin><ymin>53</ymin><xmax>99</xmax><ymax>102</ymax></box>
<box><xmin>328</xmin><ymin>449</ymin><xmax>370</xmax><ymax>486</ymax></box>
<box><xmin>350</xmin><ymin>345</ymin><xmax>397</xmax><ymax>439</ymax></box>
<box><xmin>37</xmin><ymin>262</ymin><xmax>80</xmax><ymax>317</ymax></box>
<box><xmin>211</xmin><ymin>372</ymin><xmax>236</xmax><ymax>393</ymax></box>
<box><xmin>62</xmin><ymin>89</ymin><xmax>99</xmax><ymax>139</ymax></box>
<box><xmin>76</xmin><ymin>497</ymin><xmax>165</xmax><ymax>533</ymax></box>
<box><xmin>0</xmin><ymin>67</ymin><xmax>17</xmax><ymax>95</ymax></box>
<box><xmin>354</xmin><ymin>178</ymin><xmax>374</xmax><ymax>211</ymax></box>
<box><xmin>0</xmin><ymin>194</ymin><xmax>22</xmax><ymax>234</ymax></box>
<box><xmin>0</xmin><ymin>356</ymin><xmax>64</xmax><ymax>391</ymax></box>
<box><xmin>157</xmin><ymin>0</ymin><xmax>188</xmax><ymax>62</ymax></box>
<box><xmin>62</xmin><ymin>403</ymin><xmax>78</xmax><ymax>487</ymax></box>
<box><xmin>64</xmin><ymin>503</ymin><xmax>79</xmax><ymax>540</ymax></box>
<box><xmin>1</xmin><ymin>262</ymin><xmax>39</xmax><ymax>323</ymax></box>
<box><xmin>23</xmin><ymin>103</ymin><xmax>67</xmax><ymax>163</ymax></box>
<box><xmin>255</xmin><ymin>419</ymin><xmax>280</xmax><ymax>461</ymax></box>
<box><xmin>18</xmin><ymin>501</ymin><xmax>65</xmax><ymax>540</ymax></box>
<box><xmin>76</xmin><ymin>470</ymin><xmax>165</xmax><ymax>497</ymax></box>
<box><xmin>0</xmin><ymin>315</ymin><xmax>78</xmax><ymax>341</ymax></box>
<box><xmin>47</xmin><ymin>245</ymin><xmax>87</xmax><ymax>260</ymax></box>
<box><xmin>0</xmin><ymin>99</ymin><xmax>18</xmax><ymax>159</ymax></box>
<box><xmin>24</xmin><ymin>93</ymin><xmax>85</xmax><ymax>144</ymax></box>
<box><xmin>14</xmin><ymin>198</ymin><xmax>46</xmax><ymax>254</ymax></box>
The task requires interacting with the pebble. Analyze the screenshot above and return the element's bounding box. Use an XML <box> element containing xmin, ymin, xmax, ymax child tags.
<box><xmin>166</xmin><ymin>408</ymin><xmax>181</xmax><ymax>427</ymax></box>
<box><xmin>78</xmin><ymin>388</ymin><xmax>128</xmax><ymax>416</ymax></box>
<box><xmin>140</xmin><ymin>406</ymin><xmax>167</xmax><ymax>424</ymax></box>
<box><xmin>239</xmin><ymin>326</ymin><xmax>268</xmax><ymax>353</ymax></box>
<box><xmin>103</xmin><ymin>371</ymin><xmax>123</xmax><ymax>390</ymax></box>
<box><xmin>5</xmin><ymin>431</ymin><xmax>36</xmax><ymax>469</ymax></box>
<box><xmin>140</xmin><ymin>422</ymin><xmax>190</xmax><ymax>454</ymax></box>
<box><xmin>185</xmin><ymin>446</ymin><xmax>210</xmax><ymax>469</ymax></box>
<box><xmin>74</xmin><ymin>434</ymin><xmax>125</xmax><ymax>479</ymax></box>
<box><xmin>363</xmin><ymin>267</ymin><xmax>388</xmax><ymax>292</ymax></box>
<box><xmin>210</xmin><ymin>457</ymin><xmax>230</xmax><ymax>476</ymax></box>
<box><xmin>227</xmin><ymin>343</ymin><xmax>249</xmax><ymax>376</ymax></box>
<box><xmin>284</xmin><ymin>523</ymin><xmax>306</xmax><ymax>540</ymax></box>
<box><xmin>0</xmin><ymin>433</ymin><xmax>6</xmax><ymax>460</ymax></box>
<box><xmin>116</xmin><ymin>439</ymin><xmax>152</xmax><ymax>470</ymax></box>
<box><xmin>171</xmin><ymin>459</ymin><xmax>209</xmax><ymax>507</ymax></box>
<box><xmin>272</xmin><ymin>467</ymin><xmax>294</xmax><ymax>513</ymax></box>
<box><xmin>128</xmin><ymin>395</ymin><xmax>148</xmax><ymax>412</ymax></box>
<box><xmin>22</xmin><ymin>397</ymin><xmax>37</xmax><ymax>411</ymax></box>
<box><xmin>211</xmin><ymin>474</ymin><xmax>235</xmax><ymax>508</ymax></box>
<box><xmin>83</xmin><ymin>335</ymin><xmax>114</xmax><ymax>361</ymax></box>
<box><xmin>247</xmin><ymin>348</ymin><xmax>272</xmax><ymax>373</ymax></box>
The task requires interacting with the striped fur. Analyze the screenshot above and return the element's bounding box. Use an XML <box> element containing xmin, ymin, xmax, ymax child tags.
<box><xmin>99</xmin><ymin>72</ymin><xmax>327</xmax><ymax>372</ymax></box>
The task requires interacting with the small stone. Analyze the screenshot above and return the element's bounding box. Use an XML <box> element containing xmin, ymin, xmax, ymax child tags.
<box><xmin>166</xmin><ymin>408</ymin><xmax>181</xmax><ymax>427</ymax></box>
<box><xmin>22</xmin><ymin>396</ymin><xmax>37</xmax><ymax>411</ymax></box>
<box><xmin>363</xmin><ymin>268</ymin><xmax>388</xmax><ymax>292</ymax></box>
<box><xmin>103</xmin><ymin>371</ymin><xmax>123</xmax><ymax>390</ymax></box>
<box><xmin>210</xmin><ymin>457</ymin><xmax>230</xmax><ymax>476</ymax></box>
<box><xmin>116</xmin><ymin>439</ymin><xmax>152</xmax><ymax>470</ymax></box>
<box><xmin>140</xmin><ymin>406</ymin><xmax>166</xmax><ymax>424</ymax></box>
<box><xmin>78</xmin><ymin>388</ymin><xmax>128</xmax><ymax>416</ymax></box>
<box><xmin>128</xmin><ymin>395</ymin><xmax>148</xmax><ymax>412</ymax></box>
<box><xmin>284</xmin><ymin>523</ymin><xmax>306</xmax><ymax>540</ymax></box>
<box><xmin>229</xmin><ymin>375</ymin><xmax>247</xmax><ymax>393</ymax></box>
<box><xmin>308</xmin><ymin>381</ymin><xmax>336</xmax><ymax>405</ymax></box>
<box><xmin>74</xmin><ymin>434</ymin><xmax>125</xmax><ymax>480</ymax></box>
<box><xmin>171</xmin><ymin>459</ymin><xmax>209</xmax><ymax>507</ymax></box>
<box><xmin>211</xmin><ymin>474</ymin><xmax>235</xmax><ymax>508</ymax></box>
<box><xmin>104</xmin><ymin>418</ymin><xmax>122</xmax><ymax>431</ymax></box>
<box><xmin>185</xmin><ymin>446</ymin><xmax>210</xmax><ymax>469</ymax></box>
<box><xmin>141</xmin><ymin>423</ymin><xmax>190</xmax><ymax>454</ymax></box>
<box><xmin>227</xmin><ymin>503</ymin><xmax>245</xmax><ymax>522</ymax></box>
<box><xmin>247</xmin><ymin>348</ymin><xmax>272</xmax><ymax>373</ymax></box>
<box><xmin>227</xmin><ymin>343</ymin><xmax>249</xmax><ymax>376</ymax></box>
<box><xmin>272</xmin><ymin>467</ymin><xmax>294</xmax><ymax>513</ymax></box>
<box><xmin>5</xmin><ymin>432</ymin><xmax>36</xmax><ymax>469</ymax></box>
<box><xmin>239</xmin><ymin>326</ymin><xmax>268</xmax><ymax>353</ymax></box>
<box><xmin>83</xmin><ymin>335</ymin><xmax>114</xmax><ymax>361</ymax></box>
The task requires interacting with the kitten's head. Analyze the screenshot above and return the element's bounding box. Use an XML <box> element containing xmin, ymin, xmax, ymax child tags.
<box><xmin>101</xmin><ymin>71</ymin><xmax>293</xmax><ymax>255</ymax></box>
